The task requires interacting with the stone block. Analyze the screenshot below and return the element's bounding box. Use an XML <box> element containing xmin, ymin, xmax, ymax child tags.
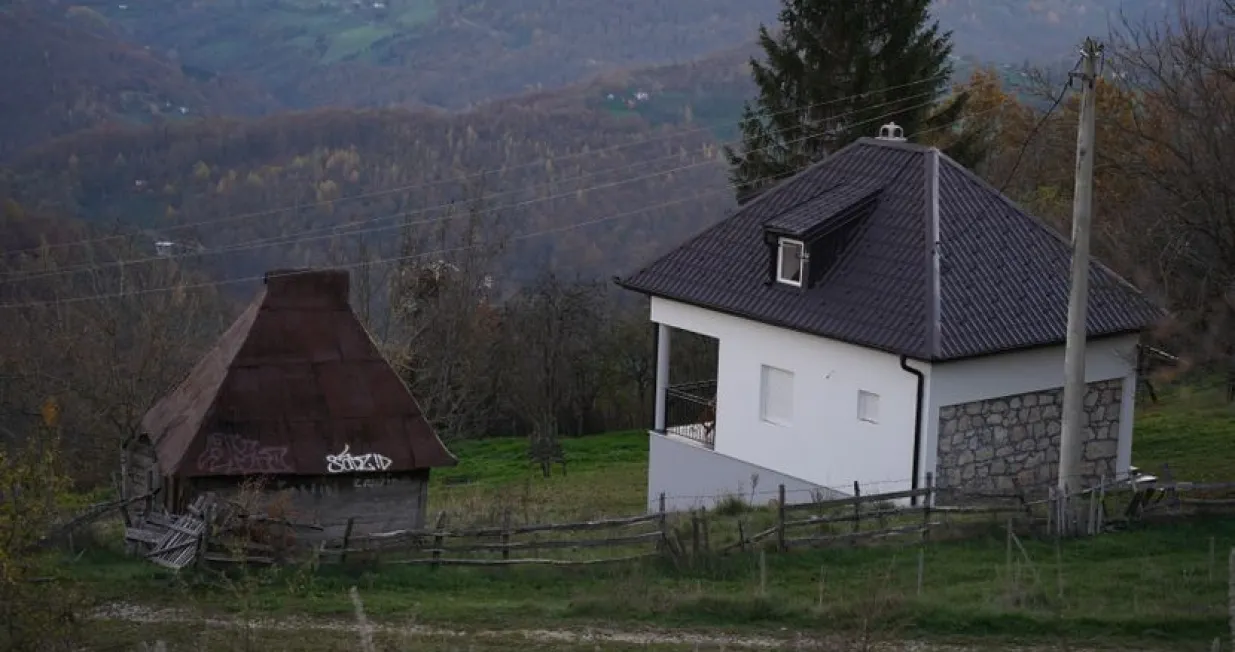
<box><xmin>934</xmin><ymin>378</ymin><xmax>1124</xmax><ymax>501</ymax></box>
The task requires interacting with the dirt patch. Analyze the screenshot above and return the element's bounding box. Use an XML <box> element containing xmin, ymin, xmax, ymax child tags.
<box><xmin>90</xmin><ymin>602</ymin><xmax>1161</xmax><ymax>651</ymax></box>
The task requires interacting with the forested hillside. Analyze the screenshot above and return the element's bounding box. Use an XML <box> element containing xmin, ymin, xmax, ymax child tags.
<box><xmin>0</xmin><ymin>8</ymin><xmax>278</xmax><ymax>160</ymax></box>
<box><xmin>37</xmin><ymin>0</ymin><xmax>1169</xmax><ymax>113</ymax></box>
<box><xmin>71</xmin><ymin>0</ymin><xmax>783</xmax><ymax>109</ymax></box>
<box><xmin>0</xmin><ymin>0</ymin><xmax>1173</xmax><ymax>163</ymax></box>
<box><xmin>2</xmin><ymin>104</ymin><xmax>731</xmax><ymax>288</ymax></box>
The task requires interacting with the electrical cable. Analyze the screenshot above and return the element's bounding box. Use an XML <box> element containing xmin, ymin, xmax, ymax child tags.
<box><xmin>4</xmin><ymin>72</ymin><xmax>957</xmax><ymax>257</ymax></box>
<box><xmin>0</xmin><ymin>98</ymin><xmax>1015</xmax><ymax>310</ymax></box>
<box><xmin>2</xmin><ymin>93</ymin><xmax>950</xmax><ymax>286</ymax></box>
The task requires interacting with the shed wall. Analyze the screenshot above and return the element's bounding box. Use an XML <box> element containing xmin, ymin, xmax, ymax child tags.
<box><xmin>192</xmin><ymin>471</ymin><xmax>431</xmax><ymax>542</ymax></box>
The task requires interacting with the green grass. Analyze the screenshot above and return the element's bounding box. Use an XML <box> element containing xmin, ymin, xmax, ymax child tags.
<box><xmin>429</xmin><ymin>430</ymin><xmax>648</xmax><ymax>525</ymax></box>
<box><xmin>396</xmin><ymin>0</ymin><xmax>437</xmax><ymax>29</ymax></box>
<box><xmin>55</xmin><ymin>386</ymin><xmax>1235</xmax><ymax>648</ymax></box>
<box><xmin>320</xmin><ymin>25</ymin><xmax>397</xmax><ymax>64</ymax></box>
<box><xmin>64</xmin><ymin>516</ymin><xmax>1234</xmax><ymax>647</ymax></box>
<box><xmin>1130</xmin><ymin>383</ymin><xmax>1235</xmax><ymax>481</ymax></box>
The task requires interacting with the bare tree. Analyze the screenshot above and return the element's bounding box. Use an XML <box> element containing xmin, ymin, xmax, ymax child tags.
<box><xmin>1103</xmin><ymin>0</ymin><xmax>1235</xmax><ymax>368</ymax></box>
<box><xmin>0</xmin><ymin>239</ymin><xmax>227</xmax><ymax>485</ymax></box>
<box><xmin>499</xmin><ymin>272</ymin><xmax>606</xmax><ymax>476</ymax></box>
<box><xmin>381</xmin><ymin>194</ymin><xmax>508</xmax><ymax>441</ymax></box>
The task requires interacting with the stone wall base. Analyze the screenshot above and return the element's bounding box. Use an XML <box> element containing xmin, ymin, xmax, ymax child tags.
<box><xmin>935</xmin><ymin>379</ymin><xmax>1123</xmax><ymax>501</ymax></box>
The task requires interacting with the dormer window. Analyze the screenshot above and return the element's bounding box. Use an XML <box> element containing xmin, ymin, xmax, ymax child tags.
<box><xmin>776</xmin><ymin>237</ymin><xmax>807</xmax><ymax>286</ymax></box>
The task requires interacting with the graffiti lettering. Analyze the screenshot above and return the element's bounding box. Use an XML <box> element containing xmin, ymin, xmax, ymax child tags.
<box><xmin>196</xmin><ymin>433</ymin><xmax>293</xmax><ymax>475</ymax></box>
<box><xmin>326</xmin><ymin>444</ymin><xmax>392</xmax><ymax>474</ymax></box>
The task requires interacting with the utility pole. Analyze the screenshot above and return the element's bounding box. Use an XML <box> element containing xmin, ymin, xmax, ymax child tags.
<box><xmin>1058</xmin><ymin>38</ymin><xmax>1103</xmax><ymax>496</ymax></box>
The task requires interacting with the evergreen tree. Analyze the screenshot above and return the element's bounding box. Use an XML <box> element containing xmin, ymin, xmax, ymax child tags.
<box><xmin>726</xmin><ymin>0</ymin><xmax>985</xmax><ymax>203</ymax></box>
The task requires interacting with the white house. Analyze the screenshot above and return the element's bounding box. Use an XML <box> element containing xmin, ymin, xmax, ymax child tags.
<box><xmin>617</xmin><ymin>124</ymin><xmax>1164</xmax><ymax>512</ymax></box>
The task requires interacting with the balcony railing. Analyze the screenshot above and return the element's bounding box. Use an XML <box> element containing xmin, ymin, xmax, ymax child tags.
<box><xmin>662</xmin><ymin>380</ymin><xmax>717</xmax><ymax>449</ymax></box>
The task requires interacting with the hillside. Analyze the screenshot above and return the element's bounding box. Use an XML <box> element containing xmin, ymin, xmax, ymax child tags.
<box><xmin>80</xmin><ymin>0</ymin><xmax>782</xmax><ymax>110</ymax></box>
<box><xmin>53</xmin><ymin>0</ymin><xmax>1170</xmax><ymax>114</ymax></box>
<box><xmin>1</xmin><ymin>105</ymin><xmax>733</xmax><ymax>289</ymax></box>
<box><xmin>495</xmin><ymin>43</ymin><xmax>1052</xmax><ymax>147</ymax></box>
<box><xmin>0</xmin><ymin>8</ymin><xmax>278</xmax><ymax>161</ymax></box>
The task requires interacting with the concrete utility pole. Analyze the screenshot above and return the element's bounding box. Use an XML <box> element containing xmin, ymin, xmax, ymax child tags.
<box><xmin>1058</xmin><ymin>37</ymin><xmax>1104</xmax><ymax>495</ymax></box>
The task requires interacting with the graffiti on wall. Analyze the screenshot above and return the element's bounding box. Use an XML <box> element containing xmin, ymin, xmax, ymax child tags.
<box><xmin>196</xmin><ymin>433</ymin><xmax>294</xmax><ymax>475</ymax></box>
<box><xmin>326</xmin><ymin>444</ymin><xmax>392</xmax><ymax>474</ymax></box>
<box><xmin>353</xmin><ymin>476</ymin><xmax>395</xmax><ymax>488</ymax></box>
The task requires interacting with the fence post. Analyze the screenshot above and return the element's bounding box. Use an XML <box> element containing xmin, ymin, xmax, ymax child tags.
<box><xmin>1101</xmin><ymin>474</ymin><xmax>1111</xmax><ymax>535</ymax></box>
<box><xmin>194</xmin><ymin>505</ymin><xmax>213</xmax><ymax>569</ymax></box>
<box><xmin>690</xmin><ymin>510</ymin><xmax>700</xmax><ymax>561</ymax></box>
<box><xmin>340</xmin><ymin>516</ymin><xmax>356</xmax><ymax>565</ymax></box>
<box><xmin>776</xmin><ymin>484</ymin><xmax>786</xmax><ymax>553</ymax></box>
<box><xmin>738</xmin><ymin>519</ymin><xmax>747</xmax><ymax>553</ymax></box>
<box><xmin>916</xmin><ymin>547</ymin><xmax>925</xmax><ymax>597</ymax></box>
<box><xmin>657</xmin><ymin>492</ymin><xmax>668</xmax><ymax>556</ymax></box>
<box><xmin>852</xmin><ymin>481</ymin><xmax>862</xmax><ymax>534</ymax></box>
<box><xmin>501</xmin><ymin>508</ymin><xmax>512</xmax><ymax>561</ymax></box>
<box><xmin>431</xmin><ymin>511</ymin><xmax>447</xmax><ymax>568</ymax></box>
<box><xmin>1046</xmin><ymin>486</ymin><xmax>1054</xmax><ymax>537</ymax></box>
<box><xmin>700</xmin><ymin>506</ymin><xmax>711</xmax><ymax>556</ymax></box>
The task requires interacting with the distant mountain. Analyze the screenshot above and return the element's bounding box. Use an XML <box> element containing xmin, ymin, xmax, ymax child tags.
<box><xmin>0</xmin><ymin>8</ymin><xmax>279</xmax><ymax>160</ymax></box>
<box><xmin>47</xmin><ymin>0</ymin><xmax>1172</xmax><ymax>114</ymax></box>
<box><xmin>932</xmin><ymin>0</ymin><xmax>1175</xmax><ymax>64</ymax></box>
<box><xmin>495</xmin><ymin>43</ymin><xmax>1049</xmax><ymax>151</ymax></box>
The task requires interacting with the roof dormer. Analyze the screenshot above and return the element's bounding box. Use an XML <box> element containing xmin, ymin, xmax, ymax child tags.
<box><xmin>764</xmin><ymin>183</ymin><xmax>882</xmax><ymax>288</ymax></box>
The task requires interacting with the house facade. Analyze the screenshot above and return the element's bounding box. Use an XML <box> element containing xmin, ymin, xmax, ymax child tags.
<box><xmin>620</xmin><ymin>126</ymin><xmax>1162</xmax><ymax>512</ymax></box>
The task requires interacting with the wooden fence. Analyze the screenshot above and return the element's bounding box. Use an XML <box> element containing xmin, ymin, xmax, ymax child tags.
<box><xmin>294</xmin><ymin>476</ymin><xmax>947</xmax><ymax>568</ymax></box>
<box><xmin>170</xmin><ymin>469</ymin><xmax>1235</xmax><ymax>569</ymax></box>
<box><xmin>316</xmin><ymin>510</ymin><xmax>668</xmax><ymax>567</ymax></box>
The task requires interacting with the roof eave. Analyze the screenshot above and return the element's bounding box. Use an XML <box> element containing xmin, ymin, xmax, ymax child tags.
<box><xmin>627</xmin><ymin>288</ymin><xmax>932</xmax><ymax>360</ymax></box>
<box><xmin>936</xmin><ymin>326</ymin><xmax>1152</xmax><ymax>364</ymax></box>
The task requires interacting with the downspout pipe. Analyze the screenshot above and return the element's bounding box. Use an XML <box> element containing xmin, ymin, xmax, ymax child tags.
<box><xmin>900</xmin><ymin>355</ymin><xmax>925</xmax><ymax>506</ymax></box>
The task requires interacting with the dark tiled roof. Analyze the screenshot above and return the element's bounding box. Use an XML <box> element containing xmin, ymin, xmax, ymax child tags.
<box><xmin>619</xmin><ymin>138</ymin><xmax>1165</xmax><ymax>361</ymax></box>
<box><xmin>764</xmin><ymin>183</ymin><xmax>882</xmax><ymax>239</ymax></box>
<box><xmin>141</xmin><ymin>268</ymin><xmax>457</xmax><ymax>477</ymax></box>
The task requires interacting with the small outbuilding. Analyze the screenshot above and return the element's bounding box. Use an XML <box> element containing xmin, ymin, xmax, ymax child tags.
<box><xmin>122</xmin><ymin>268</ymin><xmax>456</xmax><ymax>540</ymax></box>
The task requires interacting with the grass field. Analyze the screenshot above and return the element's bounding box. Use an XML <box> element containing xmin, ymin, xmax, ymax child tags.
<box><xmin>52</xmin><ymin>383</ymin><xmax>1235</xmax><ymax>650</ymax></box>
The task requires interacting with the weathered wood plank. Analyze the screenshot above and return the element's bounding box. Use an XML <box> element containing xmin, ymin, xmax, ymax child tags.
<box><xmin>783</xmin><ymin>523</ymin><xmax>937</xmax><ymax>549</ymax></box>
<box><xmin>781</xmin><ymin>488</ymin><xmax>930</xmax><ymax>513</ymax></box>
<box><xmin>324</xmin><ymin>530</ymin><xmax>662</xmax><ymax>556</ymax></box>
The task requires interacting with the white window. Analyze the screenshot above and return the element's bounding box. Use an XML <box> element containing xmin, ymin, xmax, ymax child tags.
<box><xmin>776</xmin><ymin>238</ymin><xmax>806</xmax><ymax>286</ymax></box>
<box><xmin>857</xmin><ymin>390</ymin><xmax>880</xmax><ymax>423</ymax></box>
<box><xmin>760</xmin><ymin>365</ymin><xmax>794</xmax><ymax>425</ymax></box>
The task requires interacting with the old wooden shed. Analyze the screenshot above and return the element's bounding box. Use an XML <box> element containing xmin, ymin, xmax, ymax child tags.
<box><xmin>121</xmin><ymin>268</ymin><xmax>456</xmax><ymax>540</ymax></box>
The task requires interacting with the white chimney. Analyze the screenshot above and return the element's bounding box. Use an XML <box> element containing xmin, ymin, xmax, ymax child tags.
<box><xmin>876</xmin><ymin>122</ymin><xmax>907</xmax><ymax>142</ymax></box>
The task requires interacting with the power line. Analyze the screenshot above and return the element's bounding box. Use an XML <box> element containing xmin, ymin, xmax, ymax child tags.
<box><xmin>2</xmin><ymin>94</ymin><xmax>948</xmax><ymax>286</ymax></box>
<box><xmin>0</xmin><ymin>101</ymin><xmax>1012</xmax><ymax>311</ymax></box>
<box><xmin>996</xmin><ymin>55</ymin><xmax>1085</xmax><ymax>195</ymax></box>
<box><xmin>0</xmin><ymin>98</ymin><xmax>1015</xmax><ymax>311</ymax></box>
<box><xmin>5</xmin><ymin>73</ymin><xmax>957</xmax><ymax>257</ymax></box>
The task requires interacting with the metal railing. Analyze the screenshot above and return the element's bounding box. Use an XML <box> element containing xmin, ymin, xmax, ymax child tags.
<box><xmin>661</xmin><ymin>380</ymin><xmax>717</xmax><ymax>449</ymax></box>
